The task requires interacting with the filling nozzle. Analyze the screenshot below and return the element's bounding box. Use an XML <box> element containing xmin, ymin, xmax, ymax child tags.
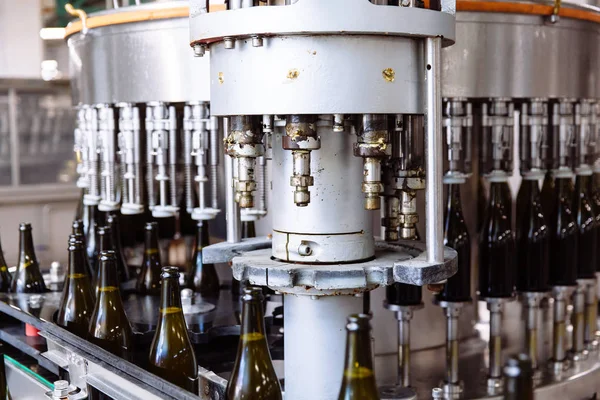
<box><xmin>83</xmin><ymin>106</ymin><xmax>101</xmax><ymax>206</ymax></box>
<box><xmin>481</xmin><ymin>98</ymin><xmax>514</xmax><ymax>177</ymax></box>
<box><xmin>398</xmin><ymin>189</ymin><xmax>418</xmax><ymax>240</ymax></box>
<box><xmin>443</xmin><ymin>98</ymin><xmax>473</xmax><ymax>182</ymax></box>
<box><xmin>117</xmin><ymin>103</ymin><xmax>143</xmax><ymax>215</ymax></box>
<box><xmin>146</xmin><ymin>102</ymin><xmax>179</xmax><ymax>218</ymax></box>
<box><xmin>97</xmin><ymin>104</ymin><xmax>119</xmax><ymax>212</ymax></box>
<box><xmin>551</xmin><ymin>99</ymin><xmax>576</xmax><ymax>172</ymax></box>
<box><xmin>225</xmin><ymin>115</ymin><xmax>265</xmax><ymax>209</ymax></box>
<box><xmin>574</xmin><ymin>99</ymin><xmax>597</xmax><ymax>174</ymax></box>
<box><xmin>355</xmin><ymin>114</ymin><xmax>391</xmax><ymax>210</ymax></box>
<box><xmin>438</xmin><ymin>301</ymin><xmax>463</xmax><ymax>399</ymax></box>
<box><xmin>520</xmin><ymin>99</ymin><xmax>549</xmax><ymax>179</ymax></box>
<box><xmin>283</xmin><ymin>115</ymin><xmax>320</xmax><ymax>207</ymax></box>
<box><xmin>74</xmin><ymin>106</ymin><xmax>90</xmax><ymax>190</ymax></box>
<box><xmin>520</xmin><ymin>292</ymin><xmax>545</xmax><ymax>375</ymax></box>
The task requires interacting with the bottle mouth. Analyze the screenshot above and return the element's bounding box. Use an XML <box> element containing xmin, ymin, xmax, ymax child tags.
<box><xmin>99</xmin><ymin>250</ymin><xmax>116</xmax><ymax>262</ymax></box>
<box><xmin>346</xmin><ymin>313</ymin><xmax>371</xmax><ymax>331</ymax></box>
<box><xmin>19</xmin><ymin>223</ymin><xmax>32</xmax><ymax>231</ymax></box>
<box><xmin>161</xmin><ymin>266</ymin><xmax>180</xmax><ymax>279</ymax></box>
<box><xmin>145</xmin><ymin>222</ymin><xmax>159</xmax><ymax>231</ymax></box>
<box><xmin>242</xmin><ymin>286</ymin><xmax>264</xmax><ymax>302</ymax></box>
<box><xmin>98</xmin><ymin>226</ymin><xmax>112</xmax><ymax>236</ymax></box>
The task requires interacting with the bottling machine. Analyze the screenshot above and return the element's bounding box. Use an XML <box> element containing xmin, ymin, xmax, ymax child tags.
<box><xmin>0</xmin><ymin>0</ymin><xmax>598</xmax><ymax>399</ymax></box>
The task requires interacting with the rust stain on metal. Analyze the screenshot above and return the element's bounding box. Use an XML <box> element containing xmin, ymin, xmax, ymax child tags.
<box><xmin>382</xmin><ymin>68</ymin><xmax>395</xmax><ymax>82</ymax></box>
<box><xmin>218</xmin><ymin>72</ymin><xmax>224</xmax><ymax>84</ymax></box>
<box><xmin>287</xmin><ymin>68</ymin><xmax>300</xmax><ymax>80</ymax></box>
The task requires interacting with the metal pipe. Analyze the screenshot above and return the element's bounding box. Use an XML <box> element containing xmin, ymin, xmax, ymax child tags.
<box><xmin>584</xmin><ymin>279</ymin><xmax>598</xmax><ymax>350</ymax></box>
<box><xmin>210</xmin><ymin>115</ymin><xmax>219</xmax><ymax>210</ymax></box>
<box><xmin>8</xmin><ymin>89</ymin><xmax>20</xmax><ymax>186</ymax></box>
<box><xmin>445</xmin><ymin>305</ymin><xmax>461</xmax><ymax>384</ymax></box>
<box><xmin>168</xmin><ymin>106</ymin><xmax>177</xmax><ymax>208</ymax></box>
<box><xmin>552</xmin><ymin>286</ymin><xmax>570</xmax><ymax>373</ymax></box>
<box><xmin>522</xmin><ymin>293</ymin><xmax>543</xmax><ymax>371</ymax></box>
<box><xmin>571</xmin><ymin>282</ymin><xmax>586</xmax><ymax>359</ymax></box>
<box><xmin>224</xmin><ymin>117</ymin><xmax>241</xmax><ymax>243</ymax></box>
<box><xmin>396</xmin><ymin>309</ymin><xmax>413</xmax><ymax>387</ymax></box>
<box><xmin>424</xmin><ymin>37</ymin><xmax>444</xmax><ymax>264</ymax></box>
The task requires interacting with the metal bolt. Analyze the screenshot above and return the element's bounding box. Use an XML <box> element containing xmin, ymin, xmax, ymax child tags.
<box><xmin>298</xmin><ymin>243</ymin><xmax>312</xmax><ymax>256</ymax></box>
<box><xmin>432</xmin><ymin>387</ymin><xmax>443</xmax><ymax>399</ymax></box>
<box><xmin>401</xmin><ymin>0</ymin><xmax>410</xmax><ymax>6</ymax></box>
<box><xmin>224</xmin><ymin>37</ymin><xmax>235</xmax><ymax>49</ymax></box>
<box><xmin>193</xmin><ymin>44</ymin><xmax>206</xmax><ymax>57</ymax></box>
<box><xmin>252</xmin><ymin>35</ymin><xmax>263</xmax><ymax>47</ymax></box>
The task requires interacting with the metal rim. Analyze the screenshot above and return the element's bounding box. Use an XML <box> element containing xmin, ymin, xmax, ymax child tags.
<box><xmin>456</xmin><ymin>0</ymin><xmax>600</xmax><ymax>23</ymax></box>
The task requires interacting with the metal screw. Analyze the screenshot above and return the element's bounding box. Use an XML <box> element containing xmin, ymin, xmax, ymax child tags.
<box><xmin>193</xmin><ymin>44</ymin><xmax>206</xmax><ymax>57</ymax></box>
<box><xmin>401</xmin><ymin>0</ymin><xmax>410</xmax><ymax>6</ymax></box>
<box><xmin>298</xmin><ymin>243</ymin><xmax>312</xmax><ymax>256</ymax></box>
<box><xmin>252</xmin><ymin>35</ymin><xmax>263</xmax><ymax>47</ymax></box>
<box><xmin>224</xmin><ymin>37</ymin><xmax>235</xmax><ymax>49</ymax></box>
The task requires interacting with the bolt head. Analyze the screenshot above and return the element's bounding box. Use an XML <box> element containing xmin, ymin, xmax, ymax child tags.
<box><xmin>252</xmin><ymin>36</ymin><xmax>263</xmax><ymax>47</ymax></box>
<box><xmin>224</xmin><ymin>38</ymin><xmax>235</xmax><ymax>49</ymax></box>
<box><xmin>193</xmin><ymin>44</ymin><xmax>206</xmax><ymax>57</ymax></box>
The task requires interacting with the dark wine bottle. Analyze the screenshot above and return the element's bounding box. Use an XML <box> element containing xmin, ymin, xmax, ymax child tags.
<box><xmin>12</xmin><ymin>223</ymin><xmax>46</xmax><ymax>293</ymax></box>
<box><xmin>541</xmin><ymin>171</ymin><xmax>555</xmax><ymax>224</ymax></box>
<box><xmin>136</xmin><ymin>222</ymin><xmax>162</xmax><ymax>296</ymax></box>
<box><xmin>547</xmin><ymin>177</ymin><xmax>578</xmax><ymax>287</ymax></box>
<box><xmin>590</xmin><ymin>172</ymin><xmax>600</xmax><ymax>272</ymax></box>
<box><xmin>106</xmin><ymin>213</ymin><xmax>131</xmax><ymax>283</ymax></box>
<box><xmin>72</xmin><ymin>219</ymin><xmax>94</xmax><ymax>279</ymax></box>
<box><xmin>337</xmin><ymin>314</ymin><xmax>380</xmax><ymax>400</ymax></box>
<box><xmin>515</xmin><ymin>179</ymin><xmax>549</xmax><ymax>292</ymax></box>
<box><xmin>94</xmin><ymin>227</ymin><xmax>116</xmax><ymax>298</ymax></box>
<box><xmin>226</xmin><ymin>286</ymin><xmax>282</xmax><ymax>400</ymax></box>
<box><xmin>56</xmin><ymin>235</ymin><xmax>95</xmax><ymax>338</ymax></box>
<box><xmin>188</xmin><ymin>222</ymin><xmax>219</xmax><ymax>297</ymax></box>
<box><xmin>88</xmin><ymin>251</ymin><xmax>133</xmax><ymax>359</ymax></box>
<box><xmin>479</xmin><ymin>181</ymin><xmax>515</xmax><ymax>298</ymax></box>
<box><xmin>503</xmin><ymin>354</ymin><xmax>534</xmax><ymax>400</ymax></box>
<box><xmin>573</xmin><ymin>174</ymin><xmax>597</xmax><ymax>280</ymax></box>
<box><xmin>0</xmin><ymin>235</ymin><xmax>12</xmax><ymax>292</ymax></box>
<box><xmin>148</xmin><ymin>267</ymin><xmax>198</xmax><ymax>392</ymax></box>
<box><xmin>82</xmin><ymin>204</ymin><xmax>101</xmax><ymax>276</ymax></box>
<box><xmin>439</xmin><ymin>184</ymin><xmax>471</xmax><ymax>302</ymax></box>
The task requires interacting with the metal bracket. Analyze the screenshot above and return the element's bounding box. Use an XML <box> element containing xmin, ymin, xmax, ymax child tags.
<box><xmin>202</xmin><ymin>236</ymin><xmax>273</xmax><ymax>264</ymax></box>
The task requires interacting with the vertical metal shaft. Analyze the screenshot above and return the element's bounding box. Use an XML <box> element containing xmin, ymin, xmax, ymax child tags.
<box><xmin>210</xmin><ymin>115</ymin><xmax>219</xmax><ymax>210</ymax></box>
<box><xmin>584</xmin><ymin>279</ymin><xmax>598</xmax><ymax>349</ymax></box>
<box><xmin>445</xmin><ymin>305</ymin><xmax>460</xmax><ymax>384</ymax></box>
<box><xmin>168</xmin><ymin>106</ymin><xmax>178</xmax><ymax>208</ymax></box>
<box><xmin>552</xmin><ymin>287</ymin><xmax>569</xmax><ymax>371</ymax></box>
<box><xmin>397</xmin><ymin>309</ymin><xmax>413</xmax><ymax>387</ymax></box>
<box><xmin>487</xmin><ymin>300</ymin><xmax>503</xmax><ymax>381</ymax></box>
<box><xmin>522</xmin><ymin>293</ymin><xmax>542</xmax><ymax>370</ymax></box>
<box><xmin>224</xmin><ymin>117</ymin><xmax>241</xmax><ymax>243</ymax></box>
<box><xmin>571</xmin><ymin>283</ymin><xmax>586</xmax><ymax>358</ymax></box>
<box><xmin>425</xmin><ymin>37</ymin><xmax>444</xmax><ymax>264</ymax></box>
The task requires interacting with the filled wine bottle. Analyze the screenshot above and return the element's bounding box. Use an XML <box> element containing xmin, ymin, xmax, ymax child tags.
<box><xmin>479</xmin><ymin>181</ymin><xmax>515</xmax><ymax>298</ymax></box>
<box><xmin>547</xmin><ymin>177</ymin><xmax>578</xmax><ymax>287</ymax></box>
<box><xmin>136</xmin><ymin>222</ymin><xmax>162</xmax><ymax>296</ymax></box>
<box><xmin>12</xmin><ymin>223</ymin><xmax>46</xmax><ymax>293</ymax></box>
<box><xmin>106</xmin><ymin>213</ymin><xmax>131</xmax><ymax>283</ymax></box>
<box><xmin>82</xmin><ymin>204</ymin><xmax>101</xmax><ymax>276</ymax></box>
<box><xmin>590</xmin><ymin>173</ymin><xmax>600</xmax><ymax>272</ymax></box>
<box><xmin>503</xmin><ymin>354</ymin><xmax>534</xmax><ymax>400</ymax></box>
<box><xmin>72</xmin><ymin>219</ymin><xmax>94</xmax><ymax>279</ymax></box>
<box><xmin>94</xmin><ymin>226</ymin><xmax>116</xmax><ymax>298</ymax></box>
<box><xmin>573</xmin><ymin>174</ymin><xmax>597</xmax><ymax>280</ymax></box>
<box><xmin>540</xmin><ymin>171</ymin><xmax>555</xmax><ymax>224</ymax></box>
<box><xmin>88</xmin><ymin>251</ymin><xmax>133</xmax><ymax>359</ymax></box>
<box><xmin>226</xmin><ymin>286</ymin><xmax>282</xmax><ymax>400</ymax></box>
<box><xmin>439</xmin><ymin>184</ymin><xmax>471</xmax><ymax>302</ymax></box>
<box><xmin>515</xmin><ymin>179</ymin><xmax>549</xmax><ymax>293</ymax></box>
<box><xmin>56</xmin><ymin>235</ymin><xmax>95</xmax><ymax>337</ymax></box>
<box><xmin>188</xmin><ymin>222</ymin><xmax>220</xmax><ymax>297</ymax></box>
<box><xmin>337</xmin><ymin>314</ymin><xmax>380</xmax><ymax>400</ymax></box>
<box><xmin>0</xmin><ymin>235</ymin><xmax>12</xmax><ymax>292</ymax></box>
<box><xmin>148</xmin><ymin>267</ymin><xmax>198</xmax><ymax>392</ymax></box>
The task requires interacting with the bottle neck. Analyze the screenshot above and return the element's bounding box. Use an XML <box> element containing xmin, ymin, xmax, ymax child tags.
<box><xmin>575</xmin><ymin>174</ymin><xmax>591</xmax><ymax>195</ymax></box>
<box><xmin>240</xmin><ymin>297</ymin><xmax>266</xmax><ymax>340</ymax></box>
<box><xmin>195</xmin><ymin>223</ymin><xmax>210</xmax><ymax>249</ymax></box>
<box><xmin>342</xmin><ymin>328</ymin><xmax>374</xmax><ymax>380</ymax></box>
<box><xmin>160</xmin><ymin>276</ymin><xmax>182</xmax><ymax>311</ymax></box>
<box><xmin>489</xmin><ymin>181</ymin><xmax>510</xmax><ymax>204</ymax></box>
<box><xmin>98</xmin><ymin>259</ymin><xmax>120</xmax><ymax>290</ymax></box>
<box><xmin>19</xmin><ymin>230</ymin><xmax>35</xmax><ymax>257</ymax></box>
<box><xmin>144</xmin><ymin>229</ymin><xmax>160</xmax><ymax>258</ymax></box>
<box><xmin>556</xmin><ymin>177</ymin><xmax>573</xmax><ymax>196</ymax></box>
<box><xmin>68</xmin><ymin>244</ymin><xmax>88</xmax><ymax>276</ymax></box>
<box><xmin>447</xmin><ymin>184</ymin><xmax>463</xmax><ymax>211</ymax></box>
<box><xmin>99</xmin><ymin>233</ymin><xmax>114</xmax><ymax>253</ymax></box>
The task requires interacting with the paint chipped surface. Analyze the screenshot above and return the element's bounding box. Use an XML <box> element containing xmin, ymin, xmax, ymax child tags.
<box><xmin>287</xmin><ymin>68</ymin><xmax>300</xmax><ymax>80</ymax></box>
<box><xmin>382</xmin><ymin>68</ymin><xmax>395</xmax><ymax>82</ymax></box>
<box><xmin>218</xmin><ymin>72</ymin><xmax>224</xmax><ymax>84</ymax></box>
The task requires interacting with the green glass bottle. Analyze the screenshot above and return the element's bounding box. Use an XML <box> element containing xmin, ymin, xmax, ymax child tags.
<box><xmin>94</xmin><ymin>226</ymin><xmax>116</xmax><ymax>298</ymax></box>
<box><xmin>72</xmin><ymin>219</ymin><xmax>94</xmax><ymax>279</ymax></box>
<box><xmin>136</xmin><ymin>222</ymin><xmax>162</xmax><ymax>296</ymax></box>
<box><xmin>88</xmin><ymin>251</ymin><xmax>133</xmax><ymax>359</ymax></box>
<box><xmin>82</xmin><ymin>204</ymin><xmax>101</xmax><ymax>275</ymax></box>
<box><xmin>148</xmin><ymin>267</ymin><xmax>198</xmax><ymax>392</ymax></box>
<box><xmin>106</xmin><ymin>213</ymin><xmax>131</xmax><ymax>283</ymax></box>
<box><xmin>337</xmin><ymin>314</ymin><xmax>380</xmax><ymax>400</ymax></box>
<box><xmin>56</xmin><ymin>235</ymin><xmax>95</xmax><ymax>338</ymax></box>
<box><xmin>590</xmin><ymin>173</ymin><xmax>600</xmax><ymax>272</ymax></box>
<box><xmin>0</xmin><ymin>235</ymin><xmax>12</xmax><ymax>292</ymax></box>
<box><xmin>226</xmin><ymin>286</ymin><xmax>282</xmax><ymax>400</ymax></box>
<box><xmin>11</xmin><ymin>223</ymin><xmax>46</xmax><ymax>293</ymax></box>
<box><xmin>188</xmin><ymin>222</ymin><xmax>220</xmax><ymax>297</ymax></box>
<box><xmin>573</xmin><ymin>174</ymin><xmax>597</xmax><ymax>280</ymax></box>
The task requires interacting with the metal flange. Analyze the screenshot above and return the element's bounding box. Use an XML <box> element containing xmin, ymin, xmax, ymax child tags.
<box><xmin>201</xmin><ymin>236</ymin><xmax>273</xmax><ymax>264</ymax></box>
<box><xmin>231</xmin><ymin>240</ymin><xmax>457</xmax><ymax>295</ymax></box>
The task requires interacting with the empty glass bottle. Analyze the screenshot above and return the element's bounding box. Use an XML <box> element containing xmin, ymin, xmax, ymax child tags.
<box><xmin>515</xmin><ymin>179</ymin><xmax>549</xmax><ymax>292</ymax></box>
<box><xmin>439</xmin><ymin>184</ymin><xmax>471</xmax><ymax>302</ymax></box>
<box><xmin>547</xmin><ymin>177</ymin><xmax>578</xmax><ymax>287</ymax></box>
<box><xmin>136</xmin><ymin>222</ymin><xmax>162</xmax><ymax>295</ymax></box>
<box><xmin>573</xmin><ymin>174</ymin><xmax>597</xmax><ymax>279</ymax></box>
<box><xmin>106</xmin><ymin>213</ymin><xmax>131</xmax><ymax>283</ymax></box>
<box><xmin>337</xmin><ymin>314</ymin><xmax>380</xmax><ymax>400</ymax></box>
<box><xmin>479</xmin><ymin>181</ymin><xmax>515</xmax><ymax>298</ymax></box>
<box><xmin>88</xmin><ymin>251</ymin><xmax>133</xmax><ymax>359</ymax></box>
<box><xmin>226</xmin><ymin>286</ymin><xmax>282</xmax><ymax>400</ymax></box>
<box><xmin>72</xmin><ymin>219</ymin><xmax>94</xmax><ymax>279</ymax></box>
<box><xmin>12</xmin><ymin>223</ymin><xmax>46</xmax><ymax>293</ymax></box>
<box><xmin>148</xmin><ymin>267</ymin><xmax>198</xmax><ymax>392</ymax></box>
<box><xmin>0</xmin><ymin>235</ymin><xmax>12</xmax><ymax>292</ymax></box>
<box><xmin>82</xmin><ymin>204</ymin><xmax>101</xmax><ymax>275</ymax></box>
<box><xmin>188</xmin><ymin>222</ymin><xmax>220</xmax><ymax>297</ymax></box>
<box><xmin>56</xmin><ymin>235</ymin><xmax>95</xmax><ymax>338</ymax></box>
<box><xmin>94</xmin><ymin>227</ymin><xmax>115</xmax><ymax>298</ymax></box>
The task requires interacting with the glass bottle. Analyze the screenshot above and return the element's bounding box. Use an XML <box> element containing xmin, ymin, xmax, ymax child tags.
<box><xmin>547</xmin><ymin>177</ymin><xmax>578</xmax><ymax>287</ymax></box>
<box><xmin>12</xmin><ymin>223</ymin><xmax>46</xmax><ymax>293</ymax></box>
<box><xmin>503</xmin><ymin>354</ymin><xmax>534</xmax><ymax>400</ymax></box>
<box><xmin>573</xmin><ymin>174</ymin><xmax>597</xmax><ymax>280</ymax></box>
<box><xmin>56</xmin><ymin>235</ymin><xmax>95</xmax><ymax>338</ymax></box>
<box><xmin>72</xmin><ymin>219</ymin><xmax>94</xmax><ymax>279</ymax></box>
<box><xmin>226</xmin><ymin>286</ymin><xmax>282</xmax><ymax>400</ymax></box>
<box><xmin>590</xmin><ymin>173</ymin><xmax>600</xmax><ymax>272</ymax></box>
<box><xmin>148</xmin><ymin>267</ymin><xmax>198</xmax><ymax>392</ymax></box>
<box><xmin>541</xmin><ymin>171</ymin><xmax>555</xmax><ymax>228</ymax></box>
<box><xmin>88</xmin><ymin>251</ymin><xmax>133</xmax><ymax>359</ymax></box>
<box><xmin>515</xmin><ymin>179</ymin><xmax>549</xmax><ymax>292</ymax></box>
<box><xmin>94</xmin><ymin>226</ymin><xmax>116</xmax><ymax>298</ymax></box>
<box><xmin>479</xmin><ymin>181</ymin><xmax>515</xmax><ymax>298</ymax></box>
<box><xmin>0</xmin><ymin>235</ymin><xmax>12</xmax><ymax>292</ymax></box>
<box><xmin>337</xmin><ymin>314</ymin><xmax>380</xmax><ymax>400</ymax></box>
<box><xmin>136</xmin><ymin>222</ymin><xmax>162</xmax><ymax>296</ymax></box>
<box><xmin>188</xmin><ymin>222</ymin><xmax>220</xmax><ymax>297</ymax></box>
<box><xmin>83</xmin><ymin>204</ymin><xmax>101</xmax><ymax>276</ymax></box>
<box><xmin>439</xmin><ymin>184</ymin><xmax>471</xmax><ymax>302</ymax></box>
<box><xmin>106</xmin><ymin>213</ymin><xmax>131</xmax><ymax>283</ymax></box>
